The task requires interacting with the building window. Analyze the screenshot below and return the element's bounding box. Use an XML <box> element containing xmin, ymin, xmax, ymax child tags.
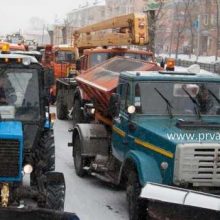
<box><xmin>210</xmin><ymin>15</ymin><xmax>216</xmax><ymax>26</ymax></box>
<box><xmin>203</xmin><ymin>14</ymin><xmax>209</xmax><ymax>26</ymax></box>
<box><xmin>218</xmin><ymin>41</ymin><xmax>220</xmax><ymax>50</ymax></box>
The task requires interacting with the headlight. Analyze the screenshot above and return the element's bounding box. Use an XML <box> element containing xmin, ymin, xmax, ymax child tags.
<box><xmin>161</xmin><ymin>162</ymin><xmax>168</xmax><ymax>170</ymax></box>
<box><xmin>23</xmin><ymin>164</ymin><xmax>33</xmax><ymax>174</ymax></box>
<box><xmin>22</xmin><ymin>57</ymin><xmax>31</xmax><ymax>65</ymax></box>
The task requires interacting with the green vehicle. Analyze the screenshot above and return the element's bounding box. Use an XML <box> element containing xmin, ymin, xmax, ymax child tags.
<box><xmin>69</xmin><ymin>58</ymin><xmax>220</xmax><ymax>220</ymax></box>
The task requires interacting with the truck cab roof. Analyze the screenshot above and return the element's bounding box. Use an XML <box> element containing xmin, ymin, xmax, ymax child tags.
<box><xmin>0</xmin><ymin>53</ymin><xmax>38</xmax><ymax>64</ymax></box>
<box><xmin>121</xmin><ymin>69</ymin><xmax>220</xmax><ymax>83</ymax></box>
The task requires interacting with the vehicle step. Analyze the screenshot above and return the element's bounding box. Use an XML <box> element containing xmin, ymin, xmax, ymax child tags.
<box><xmin>91</xmin><ymin>172</ymin><xmax>113</xmax><ymax>183</ymax></box>
<box><xmin>83</xmin><ymin>166</ymin><xmax>90</xmax><ymax>171</ymax></box>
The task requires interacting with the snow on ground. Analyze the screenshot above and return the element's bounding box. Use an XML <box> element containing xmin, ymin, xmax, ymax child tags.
<box><xmin>157</xmin><ymin>54</ymin><xmax>220</xmax><ymax>64</ymax></box>
<box><xmin>52</xmin><ymin>106</ymin><xmax>128</xmax><ymax>220</ymax></box>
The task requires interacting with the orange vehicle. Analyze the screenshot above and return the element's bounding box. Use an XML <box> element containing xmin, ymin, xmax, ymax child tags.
<box><xmin>42</xmin><ymin>44</ymin><xmax>78</xmax><ymax>102</ymax></box>
<box><xmin>0</xmin><ymin>42</ymin><xmax>26</xmax><ymax>51</ymax></box>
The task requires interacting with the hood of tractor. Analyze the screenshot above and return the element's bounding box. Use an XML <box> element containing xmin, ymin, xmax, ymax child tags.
<box><xmin>0</xmin><ymin>121</ymin><xmax>23</xmax><ymax>182</ymax></box>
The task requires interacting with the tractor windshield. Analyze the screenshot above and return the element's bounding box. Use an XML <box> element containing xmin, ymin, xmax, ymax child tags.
<box><xmin>134</xmin><ymin>81</ymin><xmax>220</xmax><ymax>116</ymax></box>
<box><xmin>0</xmin><ymin>68</ymin><xmax>40</xmax><ymax>121</ymax></box>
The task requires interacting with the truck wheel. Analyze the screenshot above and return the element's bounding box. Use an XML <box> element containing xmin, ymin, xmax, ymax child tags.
<box><xmin>72</xmin><ymin>99</ymin><xmax>84</xmax><ymax>125</ymax></box>
<box><xmin>31</xmin><ymin>131</ymin><xmax>55</xmax><ymax>186</ymax></box>
<box><xmin>73</xmin><ymin>134</ymin><xmax>85</xmax><ymax>177</ymax></box>
<box><xmin>126</xmin><ymin>169</ymin><xmax>147</xmax><ymax>220</ymax></box>
<box><xmin>56</xmin><ymin>90</ymin><xmax>67</xmax><ymax>120</ymax></box>
<box><xmin>39</xmin><ymin>172</ymin><xmax>65</xmax><ymax>211</ymax></box>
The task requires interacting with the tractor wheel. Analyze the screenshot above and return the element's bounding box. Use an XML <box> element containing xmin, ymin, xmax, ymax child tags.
<box><xmin>72</xmin><ymin>99</ymin><xmax>84</xmax><ymax>126</ymax></box>
<box><xmin>126</xmin><ymin>168</ymin><xmax>148</xmax><ymax>220</ymax></box>
<box><xmin>31</xmin><ymin>130</ymin><xmax>55</xmax><ymax>186</ymax></box>
<box><xmin>56</xmin><ymin>90</ymin><xmax>67</xmax><ymax>120</ymax></box>
<box><xmin>39</xmin><ymin>172</ymin><xmax>65</xmax><ymax>211</ymax></box>
<box><xmin>73</xmin><ymin>134</ymin><xmax>85</xmax><ymax>177</ymax></box>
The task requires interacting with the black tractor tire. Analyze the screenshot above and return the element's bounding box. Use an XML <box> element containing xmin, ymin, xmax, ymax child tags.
<box><xmin>39</xmin><ymin>172</ymin><xmax>65</xmax><ymax>211</ymax></box>
<box><xmin>126</xmin><ymin>168</ymin><xmax>148</xmax><ymax>220</ymax></box>
<box><xmin>31</xmin><ymin>130</ymin><xmax>55</xmax><ymax>186</ymax></box>
<box><xmin>73</xmin><ymin>134</ymin><xmax>86</xmax><ymax>177</ymax></box>
<box><xmin>72</xmin><ymin>99</ymin><xmax>84</xmax><ymax>126</ymax></box>
<box><xmin>56</xmin><ymin>89</ymin><xmax>67</xmax><ymax>120</ymax></box>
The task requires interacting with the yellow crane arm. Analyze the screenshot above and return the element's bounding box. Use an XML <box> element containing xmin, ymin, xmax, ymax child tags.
<box><xmin>73</xmin><ymin>13</ymin><xmax>149</xmax><ymax>48</ymax></box>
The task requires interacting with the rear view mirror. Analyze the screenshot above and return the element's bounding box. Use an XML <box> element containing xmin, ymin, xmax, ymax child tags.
<box><xmin>108</xmin><ymin>93</ymin><xmax>121</xmax><ymax>118</ymax></box>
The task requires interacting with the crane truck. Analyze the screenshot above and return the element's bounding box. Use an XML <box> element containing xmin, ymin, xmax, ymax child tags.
<box><xmin>56</xmin><ymin>13</ymin><xmax>157</xmax><ymax>120</ymax></box>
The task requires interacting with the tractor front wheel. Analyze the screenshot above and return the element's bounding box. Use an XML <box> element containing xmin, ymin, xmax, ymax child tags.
<box><xmin>38</xmin><ymin>172</ymin><xmax>65</xmax><ymax>211</ymax></box>
<box><xmin>31</xmin><ymin>130</ymin><xmax>55</xmax><ymax>186</ymax></box>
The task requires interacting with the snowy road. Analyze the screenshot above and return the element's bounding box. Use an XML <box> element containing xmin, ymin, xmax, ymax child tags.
<box><xmin>53</xmin><ymin>107</ymin><xmax>129</xmax><ymax>220</ymax></box>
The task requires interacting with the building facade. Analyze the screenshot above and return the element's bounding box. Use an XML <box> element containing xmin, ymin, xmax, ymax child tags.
<box><xmin>156</xmin><ymin>0</ymin><xmax>220</xmax><ymax>57</ymax></box>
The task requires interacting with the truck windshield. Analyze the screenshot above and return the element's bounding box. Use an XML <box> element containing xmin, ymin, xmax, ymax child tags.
<box><xmin>135</xmin><ymin>82</ymin><xmax>220</xmax><ymax>116</ymax></box>
<box><xmin>90</xmin><ymin>52</ymin><xmax>153</xmax><ymax>67</ymax></box>
<box><xmin>56</xmin><ymin>51</ymin><xmax>75</xmax><ymax>63</ymax></box>
<box><xmin>0</xmin><ymin>68</ymin><xmax>40</xmax><ymax>121</ymax></box>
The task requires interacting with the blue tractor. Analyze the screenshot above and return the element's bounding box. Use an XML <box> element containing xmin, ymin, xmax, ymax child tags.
<box><xmin>0</xmin><ymin>50</ymin><xmax>66</xmax><ymax>211</ymax></box>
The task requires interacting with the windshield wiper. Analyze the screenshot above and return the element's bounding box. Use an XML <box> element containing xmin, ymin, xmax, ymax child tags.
<box><xmin>182</xmin><ymin>87</ymin><xmax>201</xmax><ymax>119</ymax></box>
<box><xmin>208</xmin><ymin>89</ymin><xmax>220</xmax><ymax>104</ymax></box>
<box><xmin>154</xmin><ymin>88</ymin><xmax>173</xmax><ymax>118</ymax></box>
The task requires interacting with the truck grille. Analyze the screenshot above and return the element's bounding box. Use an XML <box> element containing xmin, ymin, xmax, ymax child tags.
<box><xmin>0</xmin><ymin>139</ymin><xmax>20</xmax><ymax>177</ymax></box>
<box><xmin>174</xmin><ymin>143</ymin><xmax>220</xmax><ymax>187</ymax></box>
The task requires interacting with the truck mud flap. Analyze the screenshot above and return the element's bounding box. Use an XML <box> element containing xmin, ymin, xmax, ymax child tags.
<box><xmin>140</xmin><ymin>182</ymin><xmax>220</xmax><ymax>220</ymax></box>
<box><xmin>0</xmin><ymin>207</ymin><xmax>80</xmax><ymax>220</ymax></box>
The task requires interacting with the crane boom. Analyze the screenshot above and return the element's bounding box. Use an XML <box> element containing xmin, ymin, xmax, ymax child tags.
<box><xmin>73</xmin><ymin>13</ymin><xmax>149</xmax><ymax>48</ymax></box>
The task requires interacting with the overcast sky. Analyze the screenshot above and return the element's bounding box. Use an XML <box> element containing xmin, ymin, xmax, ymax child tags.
<box><xmin>0</xmin><ymin>0</ymin><xmax>89</xmax><ymax>35</ymax></box>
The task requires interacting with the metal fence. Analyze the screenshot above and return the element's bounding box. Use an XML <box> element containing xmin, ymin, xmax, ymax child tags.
<box><xmin>175</xmin><ymin>59</ymin><xmax>220</xmax><ymax>74</ymax></box>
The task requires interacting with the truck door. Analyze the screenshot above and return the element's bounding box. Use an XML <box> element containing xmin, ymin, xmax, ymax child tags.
<box><xmin>112</xmin><ymin>82</ymin><xmax>131</xmax><ymax>161</ymax></box>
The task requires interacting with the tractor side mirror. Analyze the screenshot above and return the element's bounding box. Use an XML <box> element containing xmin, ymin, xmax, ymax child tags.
<box><xmin>44</xmin><ymin>68</ymin><xmax>55</xmax><ymax>88</ymax></box>
<box><xmin>76</xmin><ymin>59</ymin><xmax>81</xmax><ymax>71</ymax></box>
<box><xmin>108</xmin><ymin>93</ymin><xmax>121</xmax><ymax>118</ymax></box>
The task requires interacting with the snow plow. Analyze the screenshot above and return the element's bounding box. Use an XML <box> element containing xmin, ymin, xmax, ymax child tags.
<box><xmin>69</xmin><ymin>60</ymin><xmax>220</xmax><ymax>220</ymax></box>
<box><xmin>141</xmin><ymin>183</ymin><xmax>220</xmax><ymax>219</ymax></box>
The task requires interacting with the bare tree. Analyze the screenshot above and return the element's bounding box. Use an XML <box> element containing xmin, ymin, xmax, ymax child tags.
<box><xmin>173</xmin><ymin>0</ymin><xmax>191</xmax><ymax>59</ymax></box>
<box><xmin>147</xmin><ymin>0</ymin><xmax>167</xmax><ymax>53</ymax></box>
<box><xmin>215</xmin><ymin>0</ymin><xmax>220</xmax><ymax>61</ymax></box>
<box><xmin>184</xmin><ymin>0</ymin><xmax>198</xmax><ymax>58</ymax></box>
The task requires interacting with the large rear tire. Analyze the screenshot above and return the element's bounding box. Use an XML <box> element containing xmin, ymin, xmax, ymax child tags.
<box><xmin>73</xmin><ymin>134</ymin><xmax>86</xmax><ymax>177</ymax></box>
<box><xmin>126</xmin><ymin>168</ymin><xmax>148</xmax><ymax>220</ymax></box>
<box><xmin>72</xmin><ymin>99</ymin><xmax>84</xmax><ymax>126</ymax></box>
<box><xmin>56</xmin><ymin>89</ymin><xmax>67</xmax><ymax>120</ymax></box>
<box><xmin>31</xmin><ymin>130</ymin><xmax>55</xmax><ymax>186</ymax></box>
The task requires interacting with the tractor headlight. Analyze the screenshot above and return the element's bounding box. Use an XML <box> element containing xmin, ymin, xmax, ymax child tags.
<box><xmin>23</xmin><ymin>164</ymin><xmax>33</xmax><ymax>174</ymax></box>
